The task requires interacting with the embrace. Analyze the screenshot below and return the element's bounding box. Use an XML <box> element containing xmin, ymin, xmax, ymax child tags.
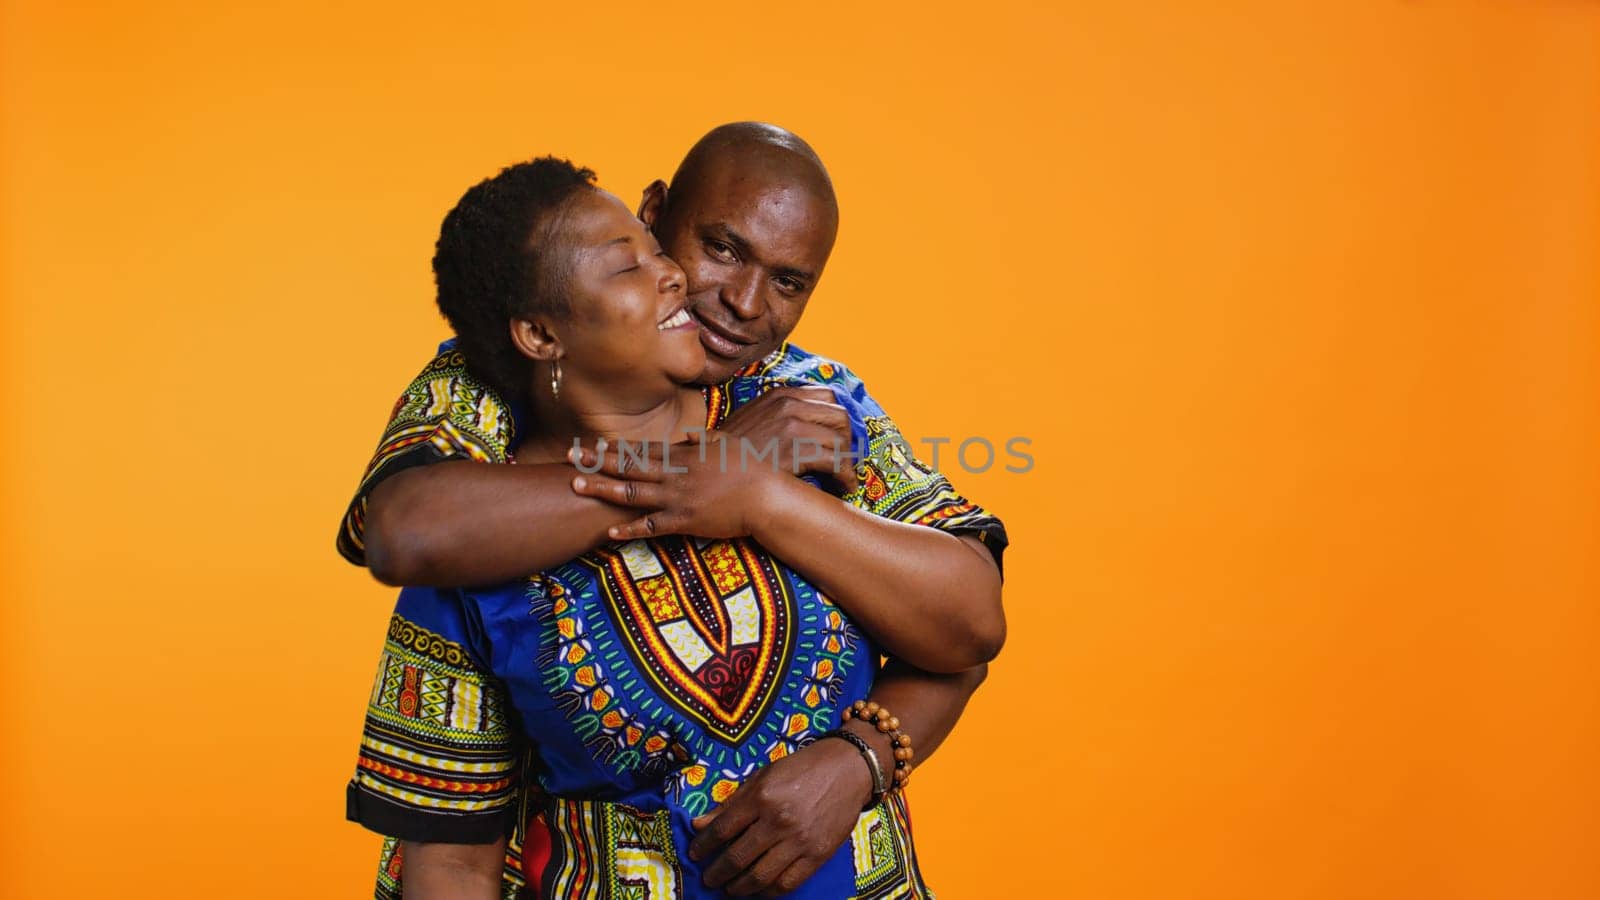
<box><xmin>341</xmin><ymin>122</ymin><xmax>1009</xmax><ymax>899</ymax></box>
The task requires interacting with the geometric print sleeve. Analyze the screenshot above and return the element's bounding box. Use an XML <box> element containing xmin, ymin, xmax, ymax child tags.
<box><xmin>345</xmin><ymin>595</ymin><xmax>524</xmax><ymax>845</ymax></box>
<box><xmin>336</xmin><ymin>344</ymin><xmax>517</xmax><ymax>566</ymax></box>
<box><xmin>841</xmin><ymin>412</ymin><xmax>1010</xmax><ymax>573</ymax></box>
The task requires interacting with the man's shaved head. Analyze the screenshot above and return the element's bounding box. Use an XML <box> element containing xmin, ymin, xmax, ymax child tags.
<box><xmin>639</xmin><ymin>123</ymin><xmax>842</xmax><ymax>383</ymax></box>
<box><xmin>668</xmin><ymin>122</ymin><xmax>838</xmax><ymax>230</ymax></box>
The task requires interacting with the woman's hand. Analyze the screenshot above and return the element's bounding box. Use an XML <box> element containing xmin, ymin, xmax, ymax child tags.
<box><xmin>568</xmin><ymin>386</ymin><xmax>857</xmax><ymax>541</ymax></box>
<box><xmin>567</xmin><ymin>434</ymin><xmax>790</xmax><ymax>541</ymax></box>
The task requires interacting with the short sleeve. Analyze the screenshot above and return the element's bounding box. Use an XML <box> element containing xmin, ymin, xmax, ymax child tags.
<box><xmin>843</xmin><ymin>413</ymin><xmax>1010</xmax><ymax>572</ymax></box>
<box><xmin>346</xmin><ymin>591</ymin><xmax>524</xmax><ymax>844</ymax></box>
<box><xmin>337</xmin><ymin>347</ymin><xmax>517</xmax><ymax>565</ymax></box>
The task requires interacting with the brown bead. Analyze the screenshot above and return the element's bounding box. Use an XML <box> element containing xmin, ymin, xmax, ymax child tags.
<box><xmin>876</xmin><ymin>718</ymin><xmax>894</xmax><ymax>733</ymax></box>
<box><xmin>864</xmin><ymin>702</ymin><xmax>880</xmax><ymax>716</ymax></box>
<box><xmin>895</xmin><ymin>747</ymin><xmax>912</xmax><ymax>761</ymax></box>
<box><xmin>852</xmin><ymin>700</ymin><xmax>867</xmax><ymax>711</ymax></box>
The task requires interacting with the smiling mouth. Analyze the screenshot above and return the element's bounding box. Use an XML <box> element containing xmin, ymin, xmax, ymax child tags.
<box><xmin>691</xmin><ymin>309</ymin><xmax>756</xmax><ymax>356</ymax></box>
<box><xmin>656</xmin><ymin>307</ymin><xmax>693</xmax><ymax>331</ymax></box>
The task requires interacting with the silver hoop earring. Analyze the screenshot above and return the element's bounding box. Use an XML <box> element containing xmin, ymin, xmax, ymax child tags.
<box><xmin>550</xmin><ymin>359</ymin><xmax>562</xmax><ymax>400</ymax></box>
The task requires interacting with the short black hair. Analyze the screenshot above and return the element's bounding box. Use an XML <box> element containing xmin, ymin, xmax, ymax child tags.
<box><xmin>432</xmin><ymin>156</ymin><xmax>597</xmax><ymax>401</ymax></box>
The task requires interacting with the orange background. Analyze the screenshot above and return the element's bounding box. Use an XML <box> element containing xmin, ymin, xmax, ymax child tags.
<box><xmin>2</xmin><ymin>1</ymin><xmax>1596</xmax><ymax>897</ymax></box>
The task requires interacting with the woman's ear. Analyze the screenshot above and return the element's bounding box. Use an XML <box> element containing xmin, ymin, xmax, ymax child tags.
<box><xmin>638</xmin><ymin>180</ymin><xmax>669</xmax><ymax>229</ymax></box>
<box><xmin>509</xmin><ymin>316</ymin><xmax>562</xmax><ymax>363</ymax></box>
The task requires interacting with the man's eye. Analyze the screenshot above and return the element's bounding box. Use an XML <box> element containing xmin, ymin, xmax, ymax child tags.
<box><xmin>776</xmin><ymin>278</ymin><xmax>804</xmax><ymax>294</ymax></box>
<box><xmin>707</xmin><ymin>240</ymin><xmax>736</xmax><ymax>262</ymax></box>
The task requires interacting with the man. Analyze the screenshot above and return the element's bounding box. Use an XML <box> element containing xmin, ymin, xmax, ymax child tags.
<box><xmin>343</xmin><ymin>123</ymin><xmax>1007</xmax><ymax>897</ymax></box>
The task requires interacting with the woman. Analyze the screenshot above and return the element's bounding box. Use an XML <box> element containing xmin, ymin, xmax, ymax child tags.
<box><xmin>351</xmin><ymin>157</ymin><xmax>998</xmax><ymax>898</ymax></box>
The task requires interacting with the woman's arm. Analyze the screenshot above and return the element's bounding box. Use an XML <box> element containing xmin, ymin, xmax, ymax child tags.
<box><xmin>399</xmin><ymin>839</ymin><xmax>506</xmax><ymax>900</ymax></box>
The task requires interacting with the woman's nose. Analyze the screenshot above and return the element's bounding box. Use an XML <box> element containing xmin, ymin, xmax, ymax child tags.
<box><xmin>659</xmin><ymin>258</ymin><xmax>686</xmax><ymax>294</ymax></box>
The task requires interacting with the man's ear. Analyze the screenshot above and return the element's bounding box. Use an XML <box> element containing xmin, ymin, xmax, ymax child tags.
<box><xmin>509</xmin><ymin>316</ymin><xmax>562</xmax><ymax>363</ymax></box>
<box><xmin>638</xmin><ymin>180</ymin><xmax>669</xmax><ymax>230</ymax></box>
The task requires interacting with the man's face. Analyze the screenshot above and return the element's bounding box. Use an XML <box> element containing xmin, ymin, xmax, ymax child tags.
<box><xmin>642</xmin><ymin>162</ymin><xmax>837</xmax><ymax>384</ymax></box>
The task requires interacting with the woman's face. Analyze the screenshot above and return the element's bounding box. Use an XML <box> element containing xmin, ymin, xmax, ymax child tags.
<box><xmin>539</xmin><ymin>189</ymin><xmax>703</xmax><ymax>402</ymax></box>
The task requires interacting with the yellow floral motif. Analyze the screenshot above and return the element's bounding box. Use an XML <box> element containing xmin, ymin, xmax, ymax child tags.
<box><xmin>702</xmin><ymin>541</ymin><xmax>750</xmax><ymax>594</ymax></box>
<box><xmin>639</xmin><ymin>576</ymin><xmax>683</xmax><ymax>622</ymax></box>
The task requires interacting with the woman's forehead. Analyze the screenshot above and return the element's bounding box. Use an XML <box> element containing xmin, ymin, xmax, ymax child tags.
<box><xmin>562</xmin><ymin>189</ymin><xmax>647</xmax><ymax>248</ymax></box>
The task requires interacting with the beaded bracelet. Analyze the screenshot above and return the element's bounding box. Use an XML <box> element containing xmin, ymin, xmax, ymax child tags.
<box><xmin>841</xmin><ymin>699</ymin><xmax>915</xmax><ymax>790</ymax></box>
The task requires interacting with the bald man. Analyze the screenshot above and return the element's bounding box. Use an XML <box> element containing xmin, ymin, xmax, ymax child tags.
<box><xmin>342</xmin><ymin>124</ymin><xmax>1008</xmax><ymax>898</ymax></box>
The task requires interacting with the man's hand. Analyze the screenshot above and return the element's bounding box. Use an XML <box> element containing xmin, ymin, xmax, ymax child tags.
<box><xmin>688</xmin><ymin>735</ymin><xmax>873</xmax><ymax>896</ymax></box>
<box><xmin>716</xmin><ymin>386</ymin><xmax>859</xmax><ymax>495</ymax></box>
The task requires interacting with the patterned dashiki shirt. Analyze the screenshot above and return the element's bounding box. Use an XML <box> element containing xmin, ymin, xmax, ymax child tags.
<box><xmin>342</xmin><ymin>341</ymin><xmax>1008</xmax><ymax>899</ymax></box>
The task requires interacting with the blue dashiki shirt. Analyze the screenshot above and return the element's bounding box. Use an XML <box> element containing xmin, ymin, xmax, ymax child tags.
<box><xmin>343</xmin><ymin>342</ymin><xmax>1008</xmax><ymax>899</ymax></box>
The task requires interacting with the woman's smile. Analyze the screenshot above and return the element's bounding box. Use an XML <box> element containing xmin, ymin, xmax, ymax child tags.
<box><xmin>657</xmin><ymin>306</ymin><xmax>694</xmax><ymax>331</ymax></box>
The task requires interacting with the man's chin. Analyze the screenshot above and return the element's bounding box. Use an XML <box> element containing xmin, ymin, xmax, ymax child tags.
<box><xmin>694</xmin><ymin>358</ymin><xmax>743</xmax><ymax>386</ymax></box>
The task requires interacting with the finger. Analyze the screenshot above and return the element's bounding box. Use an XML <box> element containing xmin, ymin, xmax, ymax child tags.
<box><xmin>691</xmin><ymin>807</ymin><xmax>722</xmax><ymax>831</ymax></box>
<box><xmin>571</xmin><ymin>474</ymin><xmax>667</xmax><ymax>509</ymax></box>
<box><xmin>566</xmin><ymin>446</ymin><xmax>600</xmax><ymax>470</ymax></box>
<box><xmin>725</xmin><ymin>843</ymin><xmax>803</xmax><ymax>897</ymax></box>
<box><xmin>607</xmin><ymin>511</ymin><xmax>687</xmax><ymax>541</ymax></box>
<box><xmin>760</xmin><ymin>856</ymin><xmax>824</xmax><ymax>898</ymax></box>
<box><xmin>580</xmin><ymin>444</ymin><xmax>671</xmax><ymax>480</ymax></box>
<box><xmin>782</xmin><ymin>424</ymin><xmax>858</xmax><ymax>479</ymax></box>
<box><xmin>689</xmin><ymin>795</ymin><xmax>760</xmax><ymax>862</ymax></box>
<box><xmin>701</xmin><ymin>824</ymin><xmax>782</xmax><ymax>891</ymax></box>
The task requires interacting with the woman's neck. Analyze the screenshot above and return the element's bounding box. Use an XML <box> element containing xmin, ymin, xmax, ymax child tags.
<box><xmin>516</xmin><ymin>383</ymin><xmax>706</xmax><ymax>465</ymax></box>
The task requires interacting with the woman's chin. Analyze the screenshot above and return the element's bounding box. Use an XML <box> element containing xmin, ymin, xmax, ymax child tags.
<box><xmin>663</xmin><ymin>334</ymin><xmax>708</xmax><ymax>384</ymax></box>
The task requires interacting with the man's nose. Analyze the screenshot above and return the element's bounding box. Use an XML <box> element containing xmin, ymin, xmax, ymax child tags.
<box><xmin>722</xmin><ymin>269</ymin><xmax>764</xmax><ymax>321</ymax></box>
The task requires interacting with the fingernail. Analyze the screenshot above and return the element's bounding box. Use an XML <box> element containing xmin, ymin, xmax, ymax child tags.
<box><xmin>573</xmin><ymin>476</ymin><xmax>586</xmax><ymax>490</ymax></box>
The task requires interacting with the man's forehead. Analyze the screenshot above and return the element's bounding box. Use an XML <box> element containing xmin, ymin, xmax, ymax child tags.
<box><xmin>686</xmin><ymin>175</ymin><xmax>831</xmax><ymax>245</ymax></box>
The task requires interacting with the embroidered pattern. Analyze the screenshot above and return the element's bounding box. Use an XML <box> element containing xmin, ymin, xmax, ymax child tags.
<box><xmin>588</xmin><ymin>538</ymin><xmax>793</xmax><ymax>744</ymax></box>
<box><xmin>355</xmin><ymin>615</ymin><xmax>519</xmax><ymax>815</ymax></box>
<box><xmin>545</xmin><ymin>798</ymin><xmax>683</xmax><ymax>900</ymax></box>
<box><xmin>851</xmin><ymin>792</ymin><xmax>934</xmax><ymax>900</ymax></box>
<box><xmin>533</xmin><ymin>550</ymin><xmax>860</xmax><ymax>818</ymax></box>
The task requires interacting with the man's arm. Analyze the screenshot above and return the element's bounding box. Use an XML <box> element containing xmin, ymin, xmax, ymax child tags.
<box><xmin>688</xmin><ymin>659</ymin><xmax>988</xmax><ymax>896</ymax></box>
<box><xmin>364</xmin><ymin>462</ymin><xmax>632</xmax><ymax>586</ymax></box>
<box><xmin>399</xmin><ymin>839</ymin><xmax>506</xmax><ymax>900</ymax></box>
<box><xmin>750</xmin><ymin>493</ymin><xmax>1003</xmax><ymax>672</ymax></box>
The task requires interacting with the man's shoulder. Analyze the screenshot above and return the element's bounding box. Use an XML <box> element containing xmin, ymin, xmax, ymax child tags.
<box><xmin>750</xmin><ymin>342</ymin><xmax>870</xmax><ymax>395</ymax></box>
